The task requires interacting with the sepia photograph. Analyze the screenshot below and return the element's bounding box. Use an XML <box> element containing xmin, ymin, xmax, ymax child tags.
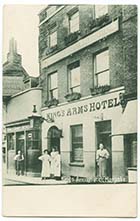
<box><xmin>2</xmin><ymin>3</ymin><xmax>138</xmax><ymax>217</ymax></box>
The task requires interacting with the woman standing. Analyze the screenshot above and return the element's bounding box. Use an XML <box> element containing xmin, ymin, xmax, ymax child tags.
<box><xmin>51</xmin><ymin>147</ymin><xmax>61</xmax><ymax>180</ymax></box>
<box><xmin>38</xmin><ymin>149</ymin><xmax>51</xmax><ymax>180</ymax></box>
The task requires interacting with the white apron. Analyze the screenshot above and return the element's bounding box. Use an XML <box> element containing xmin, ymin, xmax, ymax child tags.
<box><xmin>38</xmin><ymin>154</ymin><xmax>51</xmax><ymax>178</ymax></box>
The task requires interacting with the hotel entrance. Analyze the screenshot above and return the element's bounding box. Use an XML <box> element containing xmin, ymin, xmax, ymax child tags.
<box><xmin>47</xmin><ymin>126</ymin><xmax>61</xmax><ymax>153</ymax></box>
<box><xmin>95</xmin><ymin>120</ymin><xmax>112</xmax><ymax>177</ymax></box>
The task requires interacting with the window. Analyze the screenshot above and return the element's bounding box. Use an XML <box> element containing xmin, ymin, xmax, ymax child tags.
<box><xmin>7</xmin><ymin>133</ymin><xmax>15</xmax><ymax>150</ymax></box>
<box><xmin>124</xmin><ymin>134</ymin><xmax>137</xmax><ymax>168</ymax></box>
<box><xmin>94</xmin><ymin>50</ymin><xmax>110</xmax><ymax>86</ymax></box>
<box><xmin>69</xmin><ymin>11</ymin><xmax>79</xmax><ymax>33</ymax></box>
<box><xmin>95</xmin><ymin>5</ymin><xmax>108</xmax><ymax>18</ymax></box>
<box><xmin>48</xmin><ymin>72</ymin><xmax>58</xmax><ymax>99</ymax></box>
<box><xmin>69</xmin><ymin>62</ymin><xmax>80</xmax><ymax>93</ymax></box>
<box><xmin>71</xmin><ymin>125</ymin><xmax>83</xmax><ymax>162</ymax></box>
<box><xmin>26</xmin><ymin>130</ymin><xmax>41</xmax><ymax>150</ymax></box>
<box><xmin>50</xmin><ymin>30</ymin><xmax>57</xmax><ymax>47</ymax></box>
<box><xmin>47</xmin><ymin>6</ymin><xmax>56</xmax><ymax>18</ymax></box>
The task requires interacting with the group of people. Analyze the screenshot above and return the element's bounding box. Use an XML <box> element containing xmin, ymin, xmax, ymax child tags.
<box><xmin>14</xmin><ymin>147</ymin><xmax>61</xmax><ymax>180</ymax></box>
<box><xmin>14</xmin><ymin>143</ymin><xmax>109</xmax><ymax>179</ymax></box>
<box><xmin>38</xmin><ymin>147</ymin><xmax>61</xmax><ymax>180</ymax></box>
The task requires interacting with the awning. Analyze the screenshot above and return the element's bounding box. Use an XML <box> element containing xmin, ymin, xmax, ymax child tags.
<box><xmin>112</xmin><ymin>100</ymin><xmax>137</xmax><ymax>136</ymax></box>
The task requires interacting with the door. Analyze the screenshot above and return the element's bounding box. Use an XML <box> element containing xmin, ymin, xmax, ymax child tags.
<box><xmin>47</xmin><ymin>126</ymin><xmax>61</xmax><ymax>154</ymax></box>
<box><xmin>96</xmin><ymin>120</ymin><xmax>112</xmax><ymax>177</ymax></box>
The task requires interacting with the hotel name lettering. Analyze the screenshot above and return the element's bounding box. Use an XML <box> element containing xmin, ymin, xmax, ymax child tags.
<box><xmin>46</xmin><ymin>97</ymin><xmax>120</xmax><ymax>120</ymax></box>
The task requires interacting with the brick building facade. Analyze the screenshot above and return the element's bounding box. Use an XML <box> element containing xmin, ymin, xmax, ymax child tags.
<box><xmin>38</xmin><ymin>5</ymin><xmax>137</xmax><ymax>181</ymax></box>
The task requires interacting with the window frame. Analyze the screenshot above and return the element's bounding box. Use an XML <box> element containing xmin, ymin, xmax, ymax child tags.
<box><xmin>70</xmin><ymin>124</ymin><xmax>83</xmax><ymax>163</ymax></box>
<box><xmin>94</xmin><ymin>49</ymin><xmax>110</xmax><ymax>87</ymax></box>
<box><xmin>68</xmin><ymin>61</ymin><xmax>80</xmax><ymax>93</ymax></box>
<box><xmin>48</xmin><ymin>71</ymin><xmax>58</xmax><ymax>100</ymax></box>
<box><xmin>49</xmin><ymin>30</ymin><xmax>57</xmax><ymax>48</ymax></box>
<box><xmin>68</xmin><ymin>9</ymin><xmax>80</xmax><ymax>33</ymax></box>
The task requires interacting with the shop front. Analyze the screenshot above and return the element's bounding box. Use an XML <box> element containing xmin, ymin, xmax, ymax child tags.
<box><xmin>4</xmin><ymin>87</ymin><xmax>42</xmax><ymax>177</ymax></box>
<box><xmin>6</xmin><ymin>115</ymin><xmax>42</xmax><ymax>176</ymax></box>
<box><xmin>41</xmin><ymin>87</ymin><xmax>137</xmax><ymax>182</ymax></box>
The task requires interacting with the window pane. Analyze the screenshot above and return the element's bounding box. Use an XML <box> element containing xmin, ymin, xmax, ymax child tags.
<box><xmin>7</xmin><ymin>133</ymin><xmax>15</xmax><ymax>150</ymax></box>
<box><xmin>71</xmin><ymin>125</ymin><xmax>83</xmax><ymax>162</ymax></box>
<box><xmin>52</xmin><ymin>88</ymin><xmax>58</xmax><ymax>99</ymax></box>
<box><xmin>95</xmin><ymin>5</ymin><xmax>108</xmax><ymax>18</ymax></box>
<box><xmin>97</xmin><ymin>70</ymin><xmax>110</xmax><ymax>86</ymax></box>
<box><xmin>71</xmin><ymin>67</ymin><xmax>80</xmax><ymax>88</ymax></box>
<box><xmin>50</xmin><ymin>72</ymin><xmax>57</xmax><ymax>89</ymax></box>
<box><xmin>72</xmin><ymin>86</ymin><xmax>80</xmax><ymax>93</ymax></box>
<box><xmin>96</xmin><ymin>50</ymin><xmax>109</xmax><ymax>73</ymax></box>
<box><xmin>50</xmin><ymin>31</ymin><xmax>57</xmax><ymax>47</ymax></box>
<box><xmin>70</xmin><ymin>11</ymin><xmax>79</xmax><ymax>33</ymax></box>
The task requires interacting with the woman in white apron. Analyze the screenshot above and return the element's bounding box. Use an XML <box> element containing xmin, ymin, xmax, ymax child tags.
<box><xmin>51</xmin><ymin>147</ymin><xmax>61</xmax><ymax>180</ymax></box>
<box><xmin>38</xmin><ymin>149</ymin><xmax>51</xmax><ymax>180</ymax></box>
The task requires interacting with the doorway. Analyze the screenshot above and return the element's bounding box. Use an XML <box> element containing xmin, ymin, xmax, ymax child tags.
<box><xmin>47</xmin><ymin>126</ymin><xmax>61</xmax><ymax>154</ymax></box>
<box><xmin>95</xmin><ymin>120</ymin><xmax>112</xmax><ymax>177</ymax></box>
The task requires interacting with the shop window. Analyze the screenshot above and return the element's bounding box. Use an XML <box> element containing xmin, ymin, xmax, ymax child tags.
<box><xmin>26</xmin><ymin>130</ymin><xmax>41</xmax><ymax>150</ymax></box>
<box><xmin>48</xmin><ymin>72</ymin><xmax>58</xmax><ymax>99</ymax></box>
<box><xmin>71</xmin><ymin>124</ymin><xmax>83</xmax><ymax>162</ymax></box>
<box><xmin>94</xmin><ymin>50</ymin><xmax>110</xmax><ymax>87</ymax></box>
<box><xmin>7</xmin><ymin>133</ymin><xmax>15</xmax><ymax>150</ymax></box>
<box><xmin>69</xmin><ymin>10</ymin><xmax>79</xmax><ymax>33</ymax></box>
<box><xmin>95</xmin><ymin>5</ymin><xmax>108</xmax><ymax>18</ymax></box>
<box><xmin>124</xmin><ymin>134</ymin><xmax>137</xmax><ymax>168</ymax></box>
<box><xmin>68</xmin><ymin>61</ymin><xmax>80</xmax><ymax>93</ymax></box>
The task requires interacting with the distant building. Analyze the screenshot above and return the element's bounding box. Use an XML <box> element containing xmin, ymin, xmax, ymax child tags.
<box><xmin>38</xmin><ymin>5</ymin><xmax>137</xmax><ymax>181</ymax></box>
<box><xmin>3</xmin><ymin>39</ymin><xmax>42</xmax><ymax>176</ymax></box>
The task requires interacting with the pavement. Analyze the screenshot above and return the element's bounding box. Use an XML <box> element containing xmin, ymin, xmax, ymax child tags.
<box><xmin>3</xmin><ymin>174</ymin><xmax>69</xmax><ymax>186</ymax></box>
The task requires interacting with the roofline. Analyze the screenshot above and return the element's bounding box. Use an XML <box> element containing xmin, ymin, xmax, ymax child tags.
<box><xmin>39</xmin><ymin>5</ymin><xmax>65</xmax><ymax>26</ymax></box>
<box><xmin>11</xmin><ymin>87</ymin><xmax>42</xmax><ymax>99</ymax></box>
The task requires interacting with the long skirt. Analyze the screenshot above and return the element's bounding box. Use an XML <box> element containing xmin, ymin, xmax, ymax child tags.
<box><xmin>98</xmin><ymin>158</ymin><xmax>108</xmax><ymax>177</ymax></box>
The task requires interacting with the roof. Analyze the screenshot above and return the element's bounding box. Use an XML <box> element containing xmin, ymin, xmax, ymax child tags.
<box><xmin>3</xmin><ymin>61</ymin><xmax>28</xmax><ymax>77</ymax></box>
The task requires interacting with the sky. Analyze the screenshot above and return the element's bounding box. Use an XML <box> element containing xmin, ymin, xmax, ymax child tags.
<box><xmin>3</xmin><ymin>5</ymin><xmax>46</xmax><ymax>77</ymax></box>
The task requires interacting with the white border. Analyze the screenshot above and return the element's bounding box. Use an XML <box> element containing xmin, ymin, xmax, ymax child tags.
<box><xmin>0</xmin><ymin>1</ymin><xmax>139</xmax><ymax>221</ymax></box>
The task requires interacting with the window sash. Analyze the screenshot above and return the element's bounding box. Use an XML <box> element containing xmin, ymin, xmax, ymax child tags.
<box><xmin>95</xmin><ymin>50</ymin><xmax>109</xmax><ymax>73</ymax></box>
<box><xmin>50</xmin><ymin>88</ymin><xmax>58</xmax><ymax>99</ymax></box>
<box><xmin>94</xmin><ymin>50</ymin><xmax>110</xmax><ymax>86</ymax></box>
<box><xmin>50</xmin><ymin>31</ymin><xmax>57</xmax><ymax>47</ymax></box>
<box><xmin>48</xmin><ymin>72</ymin><xmax>58</xmax><ymax>99</ymax></box>
<box><xmin>70</xmin><ymin>66</ymin><xmax>80</xmax><ymax>92</ymax></box>
<box><xmin>71</xmin><ymin>125</ymin><xmax>83</xmax><ymax>162</ymax></box>
<box><xmin>96</xmin><ymin>70</ymin><xmax>110</xmax><ymax>86</ymax></box>
<box><xmin>95</xmin><ymin>5</ymin><xmax>108</xmax><ymax>18</ymax></box>
<box><xmin>69</xmin><ymin>11</ymin><xmax>79</xmax><ymax>33</ymax></box>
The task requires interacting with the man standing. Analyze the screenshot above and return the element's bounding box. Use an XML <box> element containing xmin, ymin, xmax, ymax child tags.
<box><xmin>96</xmin><ymin>143</ymin><xmax>110</xmax><ymax>177</ymax></box>
<box><xmin>14</xmin><ymin>150</ymin><xmax>24</xmax><ymax>176</ymax></box>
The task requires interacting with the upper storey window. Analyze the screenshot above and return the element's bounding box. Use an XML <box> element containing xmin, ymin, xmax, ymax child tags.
<box><xmin>94</xmin><ymin>50</ymin><xmax>110</xmax><ymax>86</ymax></box>
<box><xmin>69</xmin><ymin>10</ymin><xmax>79</xmax><ymax>33</ymax></box>
<box><xmin>47</xmin><ymin>6</ymin><xmax>57</xmax><ymax>18</ymax></box>
<box><xmin>95</xmin><ymin>5</ymin><xmax>108</xmax><ymax>18</ymax></box>
<box><xmin>50</xmin><ymin>30</ymin><xmax>57</xmax><ymax>47</ymax></box>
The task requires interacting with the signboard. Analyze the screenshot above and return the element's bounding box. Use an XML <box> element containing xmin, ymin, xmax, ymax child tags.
<box><xmin>43</xmin><ymin>94</ymin><xmax>121</xmax><ymax>122</ymax></box>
